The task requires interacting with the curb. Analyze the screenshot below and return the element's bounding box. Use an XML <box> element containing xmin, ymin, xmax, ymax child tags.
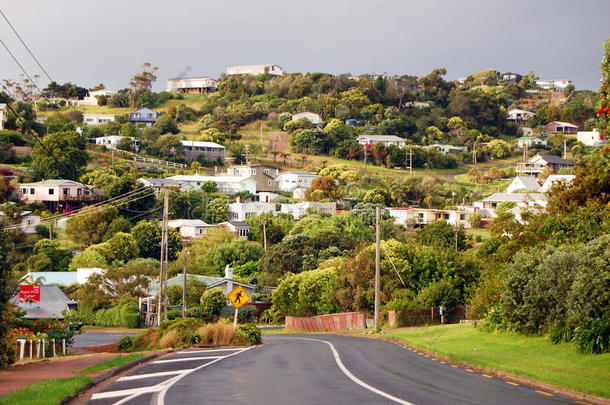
<box><xmin>58</xmin><ymin>350</ymin><xmax>175</xmax><ymax>405</ymax></box>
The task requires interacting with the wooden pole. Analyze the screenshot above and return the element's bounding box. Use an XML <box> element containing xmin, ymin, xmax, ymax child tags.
<box><xmin>374</xmin><ymin>206</ymin><xmax>381</xmax><ymax>332</ymax></box>
<box><xmin>233</xmin><ymin>307</ymin><xmax>239</xmax><ymax>326</ymax></box>
<box><xmin>157</xmin><ymin>189</ymin><xmax>168</xmax><ymax>326</ymax></box>
<box><xmin>262</xmin><ymin>220</ymin><xmax>267</xmax><ymax>251</ymax></box>
<box><xmin>182</xmin><ymin>244</ymin><xmax>188</xmax><ymax>318</ymax></box>
<box><xmin>163</xmin><ymin>190</ymin><xmax>169</xmax><ymax>322</ymax></box>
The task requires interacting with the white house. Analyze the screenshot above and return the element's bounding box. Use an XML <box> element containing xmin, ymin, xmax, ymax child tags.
<box><xmin>474</xmin><ymin>193</ymin><xmax>547</xmax><ymax>217</ymax></box>
<box><xmin>356</xmin><ymin>135</ymin><xmax>407</xmax><ymax>148</ymax></box>
<box><xmin>167</xmin><ymin>219</ymin><xmax>216</xmax><ymax>238</ymax></box>
<box><xmin>83</xmin><ymin>113</ymin><xmax>115</xmax><ymax>125</ymax></box>
<box><xmin>424</xmin><ymin>144</ymin><xmax>468</xmax><ymax>155</ymax></box>
<box><xmin>536</xmin><ymin>79</ymin><xmax>572</xmax><ymax>91</ymax></box>
<box><xmin>218</xmin><ymin>221</ymin><xmax>252</xmax><ymax>239</ymax></box>
<box><xmin>515</xmin><ymin>137</ymin><xmax>547</xmax><ymax>149</ymax></box>
<box><xmin>539</xmin><ymin>175</ymin><xmax>576</xmax><ymax>193</ymax></box>
<box><xmin>18</xmin><ymin>179</ymin><xmax>102</xmax><ymax>211</ymax></box>
<box><xmin>166</xmin><ymin>77</ymin><xmax>217</xmax><ymax>94</ymax></box>
<box><xmin>292</xmin><ymin>112</ymin><xmax>322</xmax><ymax>125</ymax></box>
<box><xmin>78</xmin><ymin>89</ymin><xmax>115</xmax><ymax>106</ymax></box>
<box><xmin>0</xmin><ymin>210</ymin><xmax>41</xmax><ymax>234</ymax></box>
<box><xmin>180</xmin><ymin>140</ymin><xmax>225</xmax><ymax>163</ymax></box>
<box><xmin>506</xmin><ymin>176</ymin><xmax>541</xmax><ymax>193</ymax></box>
<box><xmin>228</xmin><ymin>202</ymin><xmax>277</xmax><ymax>222</ymax></box>
<box><xmin>280</xmin><ymin>202</ymin><xmax>336</xmax><ymax>219</ymax></box>
<box><xmin>0</xmin><ymin>103</ymin><xmax>7</xmax><ymax>130</ymax></box>
<box><xmin>168</xmin><ymin>174</ymin><xmax>256</xmax><ymax>195</ymax></box>
<box><xmin>276</xmin><ymin>172</ymin><xmax>319</xmax><ymax>193</ymax></box>
<box><xmin>577</xmin><ymin>129</ymin><xmax>604</xmax><ymax>147</ymax></box>
<box><xmin>507</xmin><ymin>109</ymin><xmax>535</xmax><ymax>122</ymax></box>
<box><xmin>227</xmin><ymin>64</ymin><xmax>284</xmax><ymax>76</ymax></box>
<box><xmin>95</xmin><ymin>135</ymin><xmax>139</xmax><ymax>151</ymax></box>
<box><xmin>388</xmin><ymin>207</ymin><xmax>473</xmax><ymax>229</ymax></box>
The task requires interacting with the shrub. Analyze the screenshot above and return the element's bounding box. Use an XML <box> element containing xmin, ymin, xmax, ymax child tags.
<box><xmin>159</xmin><ymin>330</ymin><xmax>179</xmax><ymax>348</ymax></box>
<box><xmin>167</xmin><ymin>309</ymin><xmax>182</xmax><ymax>320</ymax></box>
<box><xmin>549</xmin><ymin>323</ymin><xmax>573</xmax><ymax>344</ymax></box>
<box><xmin>200</xmin><ymin>288</ymin><xmax>226</xmax><ymax>319</ymax></box>
<box><xmin>235</xmin><ymin>324</ymin><xmax>262</xmax><ymax>345</ymax></box>
<box><xmin>120</xmin><ymin>304</ymin><xmax>140</xmax><ymax>329</ymax></box>
<box><xmin>131</xmin><ymin>329</ymin><xmax>158</xmax><ymax>352</ymax></box>
<box><xmin>196</xmin><ymin>322</ymin><xmax>236</xmax><ymax>345</ymax></box>
<box><xmin>116</xmin><ymin>336</ymin><xmax>135</xmax><ymax>352</ymax></box>
<box><xmin>572</xmin><ymin>318</ymin><xmax>610</xmax><ymax>354</ymax></box>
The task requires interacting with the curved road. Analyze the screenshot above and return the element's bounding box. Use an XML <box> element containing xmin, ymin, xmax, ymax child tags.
<box><xmin>88</xmin><ymin>334</ymin><xmax>576</xmax><ymax>405</ymax></box>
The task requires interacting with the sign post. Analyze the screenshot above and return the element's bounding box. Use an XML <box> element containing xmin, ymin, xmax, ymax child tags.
<box><xmin>227</xmin><ymin>286</ymin><xmax>250</xmax><ymax>327</ymax></box>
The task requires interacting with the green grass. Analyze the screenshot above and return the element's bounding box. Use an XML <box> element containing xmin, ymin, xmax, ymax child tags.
<box><xmin>385</xmin><ymin>324</ymin><xmax>610</xmax><ymax>398</ymax></box>
<box><xmin>466</xmin><ymin>228</ymin><xmax>491</xmax><ymax>240</ymax></box>
<box><xmin>77</xmin><ymin>353</ymin><xmax>146</xmax><ymax>373</ymax></box>
<box><xmin>0</xmin><ymin>376</ymin><xmax>93</xmax><ymax>405</ymax></box>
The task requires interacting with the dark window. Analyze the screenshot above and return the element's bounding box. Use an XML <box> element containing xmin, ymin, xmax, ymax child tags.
<box><xmin>48</xmin><ymin>188</ymin><xmax>54</xmax><ymax>195</ymax></box>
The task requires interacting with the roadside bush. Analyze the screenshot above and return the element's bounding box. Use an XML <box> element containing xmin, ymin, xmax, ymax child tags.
<box><xmin>235</xmin><ymin>324</ymin><xmax>262</xmax><ymax>345</ymax></box>
<box><xmin>131</xmin><ymin>329</ymin><xmax>158</xmax><ymax>352</ymax></box>
<box><xmin>116</xmin><ymin>336</ymin><xmax>135</xmax><ymax>352</ymax></box>
<box><xmin>159</xmin><ymin>330</ymin><xmax>180</xmax><ymax>348</ymax></box>
<box><xmin>572</xmin><ymin>318</ymin><xmax>610</xmax><ymax>354</ymax></box>
<box><xmin>200</xmin><ymin>288</ymin><xmax>226</xmax><ymax>319</ymax></box>
<box><xmin>196</xmin><ymin>322</ymin><xmax>236</xmax><ymax>345</ymax></box>
<box><xmin>167</xmin><ymin>309</ymin><xmax>182</xmax><ymax>320</ymax></box>
<box><xmin>120</xmin><ymin>304</ymin><xmax>140</xmax><ymax>329</ymax></box>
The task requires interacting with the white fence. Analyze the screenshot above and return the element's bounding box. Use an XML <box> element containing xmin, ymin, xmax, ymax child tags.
<box><xmin>16</xmin><ymin>338</ymin><xmax>67</xmax><ymax>360</ymax></box>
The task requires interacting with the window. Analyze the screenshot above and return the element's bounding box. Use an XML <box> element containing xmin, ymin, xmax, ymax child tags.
<box><xmin>63</xmin><ymin>188</ymin><xmax>70</xmax><ymax>195</ymax></box>
<box><xmin>48</xmin><ymin>188</ymin><xmax>54</xmax><ymax>195</ymax></box>
<box><xmin>460</xmin><ymin>214</ymin><xmax>466</xmax><ymax>220</ymax></box>
<box><xmin>263</xmin><ymin>169</ymin><xmax>269</xmax><ymax>175</ymax></box>
<box><xmin>250</xmin><ymin>169</ymin><xmax>256</xmax><ymax>175</ymax></box>
<box><xmin>30</xmin><ymin>188</ymin><xmax>34</xmax><ymax>194</ymax></box>
<box><xmin>21</xmin><ymin>188</ymin><xmax>26</xmax><ymax>194</ymax></box>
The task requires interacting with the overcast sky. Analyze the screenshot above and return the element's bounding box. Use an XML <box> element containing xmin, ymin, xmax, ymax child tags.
<box><xmin>1</xmin><ymin>0</ymin><xmax>608</xmax><ymax>92</ymax></box>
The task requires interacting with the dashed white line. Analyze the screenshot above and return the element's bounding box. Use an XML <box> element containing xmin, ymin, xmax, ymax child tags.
<box><xmin>294</xmin><ymin>337</ymin><xmax>415</xmax><ymax>405</ymax></box>
<box><xmin>91</xmin><ymin>385</ymin><xmax>160</xmax><ymax>400</ymax></box>
<box><xmin>118</xmin><ymin>370</ymin><xmax>192</xmax><ymax>381</ymax></box>
<box><xmin>180</xmin><ymin>348</ymin><xmax>245</xmax><ymax>354</ymax></box>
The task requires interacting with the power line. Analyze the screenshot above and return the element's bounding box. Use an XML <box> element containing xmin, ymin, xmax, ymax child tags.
<box><xmin>0</xmin><ymin>8</ymin><xmax>53</xmax><ymax>83</ymax></box>
<box><xmin>0</xmin><ymin>34</ymin><xmax>42</xmax><ymax>94</ymax></box>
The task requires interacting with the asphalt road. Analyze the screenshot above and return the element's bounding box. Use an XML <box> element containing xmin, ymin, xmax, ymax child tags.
<box><xmin>87</xmin><ymin>334</ymin><xmax>577</xmax><ymax>405</ymax></box>
<box><xmin>73</xmin><ymin>331</ymin><xmax>139</xmax><ymax>349</ymax></box>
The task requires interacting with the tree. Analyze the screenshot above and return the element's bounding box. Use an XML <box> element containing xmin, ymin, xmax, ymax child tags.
<box><xmin>129</xmin><ymin>62</ymin><xmax>158</xmax><ymax>108</ymax></box>
<box><xmin>131</xmin><ymin>220</ymin><xmax>182</xmax><ymax>261</ymax></box>
<box><xmin>200</xmin><ymin>287</ymin><xmax>226</xmax><ymax>317</ymax></box>
<box><xmin>67</xmin><ymin>206</ymin><xmax>119</xmax><ymax>246</ymax></box>
<box><xmin>306</xmin><ymin>176</ymin><xmax>342</xmax><ymax>201</ymax></box>
<box><xmin>0</xmin><ymin>220</ymin><xmax>17</xmax><ymax>367</ymax></box>
<box><xmin>154</xmin><ymin>115</ymin><xmax>180</xmax><ymax>135</ymax></box>
<box><xmin>31</xmin><ymin>131</ymin><xmax>89</xmax><ymax>180</ymax></box>
<box><xmin>106</xmin><ymin>232</ymin><xmax>139</xmax><ymax>262</ymax></box>
<box><xmin>416</xmin><ymin>220</ymin><xmax>467</xmax><ymax>250</ymax></box>
<box><xmin>485</xmin><ymin>139</ymin><xmax>511</xmax><ymax>159</ymax></box>
<box><xmin>69</xmin><ymin>248</ymin><xmax>108</xmax><ymax>271</ymax></box>
<box><xmin>156</xmin><ymin>134</ymin><xmax>181</xmax><ymax>156</ymax></box>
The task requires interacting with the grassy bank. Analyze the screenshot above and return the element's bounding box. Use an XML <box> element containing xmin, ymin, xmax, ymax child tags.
<box><xmin>385</xmin><ymin>324</ymin><xmax>610</xmax><ymax>398</ymax></box>
<box><xmin>0</xmin><ymin>377</ymin><xmax>93</xmax><ymax>405</ymax></box>
<box><xmin>77</xmin><ymin>353</ymin><xmax>146</xmax><ymax>373</ymax></box>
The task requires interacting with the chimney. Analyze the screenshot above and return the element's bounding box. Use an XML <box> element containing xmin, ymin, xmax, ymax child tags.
<box><xmin>224</xmin><ymin>265</ymin><xmax>233</xmax><ymax>280</ymax></box>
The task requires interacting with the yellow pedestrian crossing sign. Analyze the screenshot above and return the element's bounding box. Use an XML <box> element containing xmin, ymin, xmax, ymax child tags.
<box><xmin>227</xmin><ymin>286</ymin><xmax>250</xmax><ymax>309</ymax></box>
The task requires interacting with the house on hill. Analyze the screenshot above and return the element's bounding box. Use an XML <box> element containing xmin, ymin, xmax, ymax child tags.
<box><xmin>226</xmin><ymin>64</ymin><xmax>284</xmax><ymax>76</ymax></box>
<box><xmin>424</xmin><ymin>144</ymin><xmax>468</xmax><ymax>155</ymax></box>
<box><xmin>516</xmin><ymin>154</ymin><xmax>574</xmax><ymax>176</ymax></box>
<box><xmin>507</xmin><ymin>109</ymin><xmax>535</xmax><ymax>122</ymax></box>
<box><xmin>544</xmin><ymin>121</ymin><xmax>578</xmax><ymax>134</ymax></box>
<box><xmin>356</xmin><ymin>135</ymin><xmax>407</xmax><ymax>148</ymax></box>
<box><xmin>539</xmin><ymin>175</ymin><xmax>576</xmax><ymax>192</ymax></box>
<box><xmin>515</xmin><ymin>136</ymin><xmax>547</xmax><ymax>149</ymax></box>
<box><xmin>128</xmin><ymin>108</ymin><xmax>161</xmax><ymax>127</ymax></box>
<box><xmin>577</xmin><ymin>129</ymin><xmax>604</xmax><ymax>147</ymax></box>
<box><xmin>179</xmin><ymin>140</ymin><xmax>225</xmax><ymax>163</ymax></box>
<box><xmin>276</xmin><ymin>172</ymin><xmax>319</xmax><ymax>193</ymax></box>
<box><xmin>227</xmin><ymin>164</ymin><xmax>279</xmax><ymax>193</ymax></box>
<box><xmin>0</xmin><ymin>103</ymin><xmax>7</xmax><ymax>130</ymax></box>
<box><xmin>292</xmin><ymin>112</ymin><xmax>322</xmax><ymax>125</ymax></box>
<box><xmin>19</xmin><ymin>180</ymin><xmax>103</xmax><ymax>212</ymax></box>
<box><xmin>166</xmin><ymin>77</ymin><xmax>217</xmax><ymax>94</ymax></box>
<box><xmin>10</xmin><ymin>285</ymin><xmax>75</xmax><ymax>320</ymax></box>
<box><xmin>506</xmin><ymin>176</ymin><xmax>541</xmax><ymax>193</ymax></box>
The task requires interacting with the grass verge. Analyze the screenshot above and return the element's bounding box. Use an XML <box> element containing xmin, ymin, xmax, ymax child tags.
<box><xmin>77</xmin><ymin>353</ymin><xmax>146</xmax><ymax>373</ymax></box>
<box><xmin>385</xmin><ymin>323</ymin><xmax>610</xmax><ymax>398</ymax></box>
<box><xmin>0</xmin><ymin>376</ymin><xmax>93</xmax><ymax>405</ymax></box>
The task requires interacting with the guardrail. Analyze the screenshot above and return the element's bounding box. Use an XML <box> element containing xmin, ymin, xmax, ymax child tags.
<box><xmin>117</xmin><ymin>150</ymin><xmax>187</xmax><ymax>169</ymax></box>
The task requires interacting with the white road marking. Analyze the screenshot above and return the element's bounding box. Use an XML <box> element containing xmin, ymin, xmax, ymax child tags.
<box><xmin>294</xmin><ymin>337</ymin><xmax>416</xmax><ymax>405</ymax></box>
<box><xmin>152</xmin><ymin>356</ymin><xmax>221</xmax><ymax>364</ymax></box>
<box><xmin>180</xmin><ymin>348</ymin><xmax>245</xmax><ymax>354</ymax></box>
<box><xmin>156</xmin><ymin>346</ymin><xmax>253</xmax><ymax>405</ymax></box>
<box><xmin>91</xmin><ymin>347</ymin><xmax>253</xmax><ymax>405</ymax></box>
<box><xmin>118</xmin><ymin>370</ymin><xmax>192</xmax><ymax>381</ymax></box>
<box><xmin>91</xmin><ymin>385</ymin><xmax>160</xmax><ymax>400</ymax></box>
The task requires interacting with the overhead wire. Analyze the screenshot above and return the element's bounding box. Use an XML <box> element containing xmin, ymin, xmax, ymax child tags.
<box><xmin>0</xmin><ymin>34</ymin><xmax>43</xmax><ymax>94</ymax></box>
<box><xmin>0</xmin><ymin>8</ymin><xmax>53</xmax><ymax>83</ymax></box>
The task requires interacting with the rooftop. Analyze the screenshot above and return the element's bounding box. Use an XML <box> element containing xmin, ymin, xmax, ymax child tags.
<box><xmin>482</xmin><ymin>193</ymin><xmax>546</xmax><ymax>202</ymax></box>
<box><xmin>180</xmin><ymin>140</ymin><xmax>225</xmax><ymax>149</ymax></box>
<box><xmin>167</xmin><ymin>219</ymin><xmax>214</xmax><ymax>228</ymax></box>
<box><xmin>19</xmin><ymin>179</ymin><xmax>89</xmax><ymax>187</ymax></box>
<box><xmin>357</xmin><ymin>134</ymin><xmax>406</xmax><ymax>141</ymax></box>
<box><xmin>535</xmin><ymin>154</ymin><xmax>574</xmax><ymax>165</ymax></box>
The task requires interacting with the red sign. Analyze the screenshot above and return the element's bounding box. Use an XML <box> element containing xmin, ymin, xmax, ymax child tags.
<box><xmin>19</xmin><ymin>285</ymin><xmax>41</xmax><ymax>303</ymax></box>
<box><xmin>365</xmin><ymin>143</ymin><xmax>374</xmax><ymax>148</ymax></box>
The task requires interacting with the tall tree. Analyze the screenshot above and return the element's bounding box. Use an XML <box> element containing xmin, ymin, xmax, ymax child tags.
<box><xmin>129</xmin><ymin>62</ymin><xmax>158</xmax><ymax>108</ymax></box>
<box><xmin>31</xmin><ymin>130</ymin><xmax>89</xmax><ymax>180</ymax></box>
<box><xmin>599</xmin><ymin>38</ymin><xmax>610</xmax><ymax>141</ymax></box>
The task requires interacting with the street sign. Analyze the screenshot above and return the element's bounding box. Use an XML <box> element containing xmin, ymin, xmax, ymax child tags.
<box><xmin>19</xmin><ymin>285</ymin><xmax>41</xmax><ymax>303</ymax></box>
<box><xmin>227</xmin><ymin>286</ymin><xmax>250</xmax><ymax>309</ymax></box>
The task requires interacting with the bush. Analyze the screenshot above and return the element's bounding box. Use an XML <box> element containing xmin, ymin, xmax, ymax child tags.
<box><xmin>572</xmin><ymin>318</ymin><xmax>610</xmax><ymax>354</ymax></box>
<box><xmin>200</xmin><ymin>288</ymin><xmax>226</xmax><ymax>319</ymax></box>
<box><xmin>549</xmin><ymin>323</ymin><xmax>573</xmax><ymax>344</ymax></box>
<box><xmin>120</xmin><ymin>304</ymin><xmax>140</xmax><ymax>329</ymax></box>
<box><xmin>235</xmin><ymin>324</ymin><xmax>262</xmax><ymax>345</ymax></box>
<box><xmin>167</xmin><ymin>309</ymin><xmax>182</xmax><ymax>320</ymax></box>
<box><xmin>196</xmin><ymin>322</ymin><xmax>236</xmax><ymax>345</ymax></box>
<box><xmin>116</xmin><ymin>336</ymin><xmax>135</xmax><ymax>352</ymax></box>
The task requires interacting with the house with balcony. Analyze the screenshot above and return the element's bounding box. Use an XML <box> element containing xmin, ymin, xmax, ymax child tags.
<box><xmin>128</xmin><ymin>108</ymin><xmax>161</xmax><ymax>127</ymax></box>
<box><xmin>0</xmin><ymin>210</ymin><xmax>41</xmax><ymax>234</ymax></box>
<box><xmin>544</xmin><ymin>121</ymin><xmax>578</xmax><ymax>134</ymax></box>
<box><xmin>388</xmin><ymin>207</ymin><xmax>473</xmax><ymax>228</ymax></box>
<box><xmin>167</xmin><ymin>174</ymin><xmax>256</xmax><ymax>195</ymax></box>
<box><xmin>218</xmin><ymin>221</ymin><xmax>252</xmax><ymax>239</ymax></box>
<box><xmin>19</xmin><ymin>180</ymin><xmax>102</xmax><ymax>212</ymax></box>
<box><xmin>180</xmin><ymin>140</ymin><xmax>225</xmax><ymax>163</ymax></box>
<box><xmin>507</xmin><ymin>109</ymin><xmax>535</xmax><ymax>122</ymax></box>
<box><xmin>227</xmin><ymin>164</ymin><xmax>279</xmax><ymax>192</ymax></box>
<box><xmin>166</xmin><ymin>77</ymin><xmax>217</xmax><ymax>94</ymax></box>
<box><xmin>515</xmin><ymin>154</ymin><xmax>574</xmax><ymax>176</ymax></box>
<box><xmin>356</xmin><ymin>135</ymin><xmax>407</xmax><ymax>148</ymax></box>
<box><xmin>276</xmin><ymin>172</ymin><xmax>319</xmax><ymax>193</ymax></box>
<box><xmin>95</xmin><ymin>135</ymin><xmax>139</xmax><ymax>151</ymax></box>
<box><xmin>83</xmin><ymin>113</ymin><xmax>115</xmax><ymax>125</ymax></box>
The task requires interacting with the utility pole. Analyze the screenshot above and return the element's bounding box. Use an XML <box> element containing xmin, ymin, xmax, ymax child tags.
<box><xmin>364</xmin><ymin>146</ymin><xmax>368</xmax><ymax>174</ymax></box>
<box><xmin>262</xmin><ymin>220</ymin><xmax>267</xmax><ymax>251</ymax></box>
<box><xmin>157</xmin><ymin>189</ymin><xmax>168</xmax><ymax>326</ymax></box>
<box><xmin>163</xmin><ymin>200</ymin><xmax>169</xmax><ymax>322</ymax></box>
<box><xmin>409</xmin><ymin>147</ymin><xmax>413</xmax><ymax>175</ymax></box>
<box><xmin>374</xmin><ymin>206</ymin><xmax>381</xmax><ymax>332</ymax></box>
<box><xmin>182</xmin><ymin>243</ymin><xmax>188</xmax><ymax>318</ymax></box>
<box><xmin>563</xmin><ymin>139</ymin><xmax>567</xmax><ymax>159</ymax></box>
